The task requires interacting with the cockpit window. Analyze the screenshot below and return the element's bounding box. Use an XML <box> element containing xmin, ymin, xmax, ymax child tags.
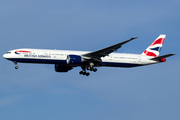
<box><xmin>6</xmin><ymin>52</ymin><xmax>11</xmax><ymax>54</ymax></box>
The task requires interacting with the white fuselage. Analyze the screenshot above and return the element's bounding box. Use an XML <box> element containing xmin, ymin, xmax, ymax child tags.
<box><xmin>3</xmin><ymin>48</ymin><xmax>158</xmax><ymax>68</ymax></box>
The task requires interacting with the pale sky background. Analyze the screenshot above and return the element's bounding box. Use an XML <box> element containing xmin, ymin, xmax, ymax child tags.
<box><xmin>0</xmin><ymin>0</ymin><xmax>180</xmax><ymax>120</ymax></box>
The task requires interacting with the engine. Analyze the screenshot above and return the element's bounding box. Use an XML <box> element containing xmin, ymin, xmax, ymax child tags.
<box><xmin>67</xmin><ymin>55</ymin><xmax>83</xmax><ymax>65</ymax></box>
<box><xmin>55</xmin><ymin>64</ymin><xmax>73</xmax><ymax>72</ymax></box>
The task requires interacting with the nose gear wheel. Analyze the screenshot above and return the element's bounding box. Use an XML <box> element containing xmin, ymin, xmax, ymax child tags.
<box><xmin>13</xmin><ymin>61</ymin><xmax>19</xmax><ymax>69</ymax></box>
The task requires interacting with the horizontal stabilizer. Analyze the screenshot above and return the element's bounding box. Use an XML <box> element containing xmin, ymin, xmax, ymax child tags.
<box><xmin>150</xmin><ymin>53</ymin><xmax>176</xmax><ymax>61</ymax></box>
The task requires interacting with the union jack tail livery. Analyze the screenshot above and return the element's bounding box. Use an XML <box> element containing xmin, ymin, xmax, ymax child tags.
<box><xmin>142</xmin><ymin>34</ymin><xmax>166</xmax><ymax>57</ymax></box>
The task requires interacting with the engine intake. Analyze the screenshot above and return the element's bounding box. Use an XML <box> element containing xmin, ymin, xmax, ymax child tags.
<box><xmin>67</xmin><ymin>55</ymin><xmax>82</xmax><ymax>64</ymax></box>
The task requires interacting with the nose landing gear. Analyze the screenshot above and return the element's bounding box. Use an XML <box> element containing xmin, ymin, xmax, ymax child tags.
<box><xmin>15</xmin><ymin>66</ymin><xmax>19</xmax><ymax>69</ymax></box>
<box><xmin>13</xmin><ymin>61</ymin><xmax>19</xmax><ymax>69</ymax></box>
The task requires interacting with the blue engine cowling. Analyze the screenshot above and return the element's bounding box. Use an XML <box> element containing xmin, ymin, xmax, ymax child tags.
<box><xmin>67</xmin><ymin>55</ymin><xmax>82</xmax><ymax>64</ymax></box>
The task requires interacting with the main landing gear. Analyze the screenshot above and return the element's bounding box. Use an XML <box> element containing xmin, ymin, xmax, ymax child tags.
<box><xmin>13</xmin><ymin>61</ymin><xmax>19</xmax><ymax>69</ymax></box>
<box><xmin>79</xmin><ymin>66</ymin><xmax>97</xmax><ymax>76</ymax></box>
<box><xmin>79</xmin><ymin>71</ymin><xmax>90</xmax><ymax>76</ymax></box>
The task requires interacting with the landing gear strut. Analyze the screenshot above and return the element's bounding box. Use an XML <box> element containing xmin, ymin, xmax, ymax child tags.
<box><xmin>13</xmin><ymin>61</ymin><xmax>19</xmax><ymax>69</ymax></box>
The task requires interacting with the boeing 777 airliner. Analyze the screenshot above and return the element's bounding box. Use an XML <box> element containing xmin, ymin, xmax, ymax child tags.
<box><xmin>3</xmin><ymin>34</ymin><xmax>175</xmax><ymax>76</ymax></box>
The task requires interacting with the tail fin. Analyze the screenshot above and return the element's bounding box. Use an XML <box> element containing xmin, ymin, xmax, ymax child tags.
<box><xmin>141</xmin><ymin>34</ymin><xmax>166</xmax><ymax>57</ymax></box>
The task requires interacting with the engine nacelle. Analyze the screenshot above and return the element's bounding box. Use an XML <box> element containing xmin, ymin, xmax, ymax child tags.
<box><xmin>67</xmin><ymin>55</ymin><xmax>82</xmax><ymax>64</ymax></box>
<box><xmin>55</xmin><ymin>64</ymin><xmax>73</xmax><ymax>72</ymax></box>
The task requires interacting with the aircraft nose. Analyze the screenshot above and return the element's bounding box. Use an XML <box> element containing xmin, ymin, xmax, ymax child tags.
<box><xmin>3</xmin><ymin>54</ymin><xmax>7</xmax><ymax>58</ymax></box>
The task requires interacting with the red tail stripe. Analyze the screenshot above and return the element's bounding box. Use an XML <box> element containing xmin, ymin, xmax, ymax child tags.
<box><xmin>144</xmin><ymin>50</ymin><xmax>157</xmax><ymax>57</ymax></box>
<box><xmin>150</xmin><ymin>38</ymin><xmax>165</xmax><ymax>46</ymax></box>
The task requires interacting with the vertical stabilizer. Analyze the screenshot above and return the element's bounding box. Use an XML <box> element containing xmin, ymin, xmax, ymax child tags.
<box><xmin>141</xmin><ymin>34</ymin><xmax>166</xmax><ymax>57</ymax></box>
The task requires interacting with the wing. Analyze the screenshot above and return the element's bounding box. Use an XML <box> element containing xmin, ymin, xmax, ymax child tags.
<box><xmin>83</xmin><ymin>37</ymin><xmax>138</xmax><ymax>58</ymax></box>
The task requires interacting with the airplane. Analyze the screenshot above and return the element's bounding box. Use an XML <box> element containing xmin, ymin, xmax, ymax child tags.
<box><xmin>3</xmin><ymin>34</ymin><xmax>175</xmax><ymax>76</ymax></box>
